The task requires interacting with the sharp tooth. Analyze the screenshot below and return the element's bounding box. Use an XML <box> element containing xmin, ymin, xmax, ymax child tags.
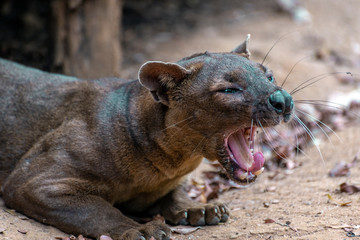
<box><xmin>253</xmin><ymin>167</ymin><xmax>264</xmax><ymax>176</ymax></box>
<box><xmin>250</xmin><ymin>148</ymin><xmax>254</xmax><ymax>153</ymax></box>
<box><xmin>239</xmin><ymin>172</ymin><xmax>248</xmax><ymax>180</ymax></box>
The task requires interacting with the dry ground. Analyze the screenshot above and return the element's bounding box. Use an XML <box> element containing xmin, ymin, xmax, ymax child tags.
<box><xmin>1</xmin><ymin>0</ymin><xmax>360</xmax><ymax>239</ymax></box>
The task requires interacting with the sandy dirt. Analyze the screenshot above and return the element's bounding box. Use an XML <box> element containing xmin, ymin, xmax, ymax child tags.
<box><xmin>1</xmin><ymin>0</ymin><xmax>360</xmax><ymax>239</ymax></box>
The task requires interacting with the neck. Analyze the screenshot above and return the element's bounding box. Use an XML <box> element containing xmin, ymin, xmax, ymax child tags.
<box><xmin>132</xmin><ymin>86</ymin><xmax>205</xmax><ymax>179</ymax></box>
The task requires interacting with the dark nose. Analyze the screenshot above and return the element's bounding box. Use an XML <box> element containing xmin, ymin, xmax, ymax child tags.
<box><xmin>269</xmin><ymin>90</ymin><xmax>294</xmax><ymax>115</ymax></box>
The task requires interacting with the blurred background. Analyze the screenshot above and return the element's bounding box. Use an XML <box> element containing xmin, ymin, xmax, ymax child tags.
<box><xmin>3</xmin><ymin>0</ymin><xmax>357</xmax><ymax>82</ymax></box>
<box><xmin>2</xmin><ymin>1</ymin><xmax>360</xmax><ymax>239</ymax></box>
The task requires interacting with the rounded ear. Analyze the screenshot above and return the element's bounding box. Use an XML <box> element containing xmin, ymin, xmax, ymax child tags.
<box><xmin>138</xmin><ymin>61</ymin><xmax>191</xmax><ymax>105</ymax></box>
<box><xmin>231</xmin><ymin>34</ymin><xmax>251</xmax><ymax>59</ymax></box>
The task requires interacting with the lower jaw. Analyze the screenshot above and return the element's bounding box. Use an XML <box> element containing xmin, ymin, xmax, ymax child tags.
<box><xmin>228</xmin><ymin>160</ymin><xmax>265</xmax><ymax>184</ymax></box>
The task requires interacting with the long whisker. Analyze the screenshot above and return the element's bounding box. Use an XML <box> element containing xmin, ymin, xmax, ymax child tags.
<box><xmin>281</xmin><ymin>55</ymin><xmax>311</xmax><ymax>88</ymax></box>
<box><xmin>189</xmin><ymin>110</ymin><xmax>227</xmax><ymax>158</ymax></box>
<box><xmin>293</xmin><ymin>114</ymin><xmax>325</xmax><ymax>164</ymax></box>
<box><xmin>162</xmin><ymin>118</ymin><xmax>197</xmax><ymax>146</ymax></box>
<box><xmin>295</xmin><ymin>99</ymin><xmax>346</xmax><ymax>105</ymax></box>
<box><xmin>295</xmin><ymin>110</ymin><xmax>332</xmax><ymax>144</ymax></box>
<box><xmin>289</xmin><ymin>119</ymin><xmax>304</xmax><ymax>157</ymax></box>
<box><xmin>290</xmin><ymin>72</ymin><xmax>350</xmax><ymax>95</ymax></box>
<box><xmin>161</xmin><ymin>116</ymin><xmax>194</xmax><ymax>131</ymax></box>
<box><xmin>290</xmin><ymin>72</ymin><xmax>338</xmax><ymax>95</ymax></box>
<box><xmin>295</xmin><ymin>100</ymin><xmax>360</xmax><ymax>119</ymax></box>
<box><xmin>294</xmin><ymin>101</ymin><xmax>345</xmax><ymax>110</ymax></box>
<box><xmin>261</xmin><ymin>31</ymin><xmax>298</xmax><ymax>65</ymax></box>
<box><xmin>295</xmin><ymin>99</ymin><xmax>350</xmax><ymax>108</ymax></box>
<box><xmin>191</xmin><ymin>136</ymin><xmax>207</xmax><ymax>155</ymax></box>
<box><xmin>267</xmin><ymin>120</ymin><xmax>316</xmax><ymax>161</ymax></box>
<box><xmin>257</xmin><ymin>119</ymin><xmax>289</xmax><ymax>162</ymax></box>
<box><xmin>295</xmin><ymin>108</ymin><xmax>342</xmax><ymax>143</ymax></box>
<box><xmin>291</xmin><ymin>75</ymin><xmax>337</xmax><ymax>95</ymax></box>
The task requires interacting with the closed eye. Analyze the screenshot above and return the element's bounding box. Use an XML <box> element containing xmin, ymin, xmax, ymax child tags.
<box><xmin>221</xmin><ymin>88</ymin><xmax>242</xmax><ymax>94</ymax></box>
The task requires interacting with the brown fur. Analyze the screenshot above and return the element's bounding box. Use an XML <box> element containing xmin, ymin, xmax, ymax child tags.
<box><xmin>0</xmin><ymin>38</ymin><xmax>293</xmax><ymax>240</ymax></box>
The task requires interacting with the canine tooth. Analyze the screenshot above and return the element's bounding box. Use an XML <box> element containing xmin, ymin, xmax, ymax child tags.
<box><xmin>253</xmin><ymin>167</ymin><xmax>264</xmax><ymax>176</ymax></box>
<box><xmin>250</xmin><ymin>148</ymin><xmax>254</xmax><ymax>153</ymax></box>
<box><xmin>239</xmin><ymin>172</ymin><xmax>248</xmax><ymax>180</ymax></box>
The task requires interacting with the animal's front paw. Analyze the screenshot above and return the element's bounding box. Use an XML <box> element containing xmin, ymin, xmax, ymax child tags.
<box><xmin>164</xmin><ymin>202</ymin><xmax>229</xmax><ymax>226</ymax></box>
<box><xmin>117</xmin><ymin>221</ymin><xmax>171</xmax><ymax>240</ymax></box>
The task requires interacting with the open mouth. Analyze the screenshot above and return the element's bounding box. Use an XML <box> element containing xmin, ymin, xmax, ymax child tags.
<box><xmin>224</xmin><ymin>126</ymin><xmax>265</xmax><ymax>183</ymax></box>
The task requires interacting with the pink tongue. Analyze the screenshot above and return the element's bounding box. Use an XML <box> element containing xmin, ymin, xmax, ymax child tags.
<box><xmin>248</xmin><ymin>152</ymin><xmax>265</xmax><ymax>172</ymax></box>
<box><xmin>228</xmin><ymin>132</ymin><xmax>265</xmax><ymax>172</ymax></box>
<box><xmin>228</xmin><ymin>132</ymin><xmax>252</xmax><ymax>170</ymax></box>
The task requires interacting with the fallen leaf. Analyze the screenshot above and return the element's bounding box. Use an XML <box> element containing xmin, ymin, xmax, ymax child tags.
<box><xmin>329</xmin><ymin>161</ymin><xmax>351</xmax><ymax>177</ymax></box>
<box><xmin>340</xmin><ymin>182</ymin><xmax>360</xmax><ymax>194</ymax></box>
<box><xmin>329</xmin><ymin>155</ymin><xmax>358</xmax><ymax>177</ymax></box>
<box><xmin>199</xmin><ymin>192</ymin><xmax>207</xmax><ymax>204</ymax></box>
<box><xmin>170</xmin><ymin>226</ymin><xmax>201</xmax><ymax>235</ymax></box>
<box><xmin>327</xmin><ymin>194</ymin><xmax>352</xmax><ymax>206</ymax></box>
<box><xmin>264</xmin><ymin>219</ymin><xmax>275</xmax><ymax>224</ymax></box>
<box><xmin>187</xmin><ymin>165</ymin><xmax>244</xmax><ymax>203</ymax></box>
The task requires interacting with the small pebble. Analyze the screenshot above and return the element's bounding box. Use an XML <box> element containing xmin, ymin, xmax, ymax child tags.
<box><xmin>266</xmin><ymin>186</ymin><xmax>276</xmax><ymax>192</ymax></box>
<box><xmin>230</xmin><ymin>235</ymin><xmax>239</xmax><ymax>239</ymax></box>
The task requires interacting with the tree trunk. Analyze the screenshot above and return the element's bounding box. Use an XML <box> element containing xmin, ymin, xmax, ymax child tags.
<box><xmin>52</xmin><ymin>0</ymin><xmax>122</xmax><ymax>79</ymax></box>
